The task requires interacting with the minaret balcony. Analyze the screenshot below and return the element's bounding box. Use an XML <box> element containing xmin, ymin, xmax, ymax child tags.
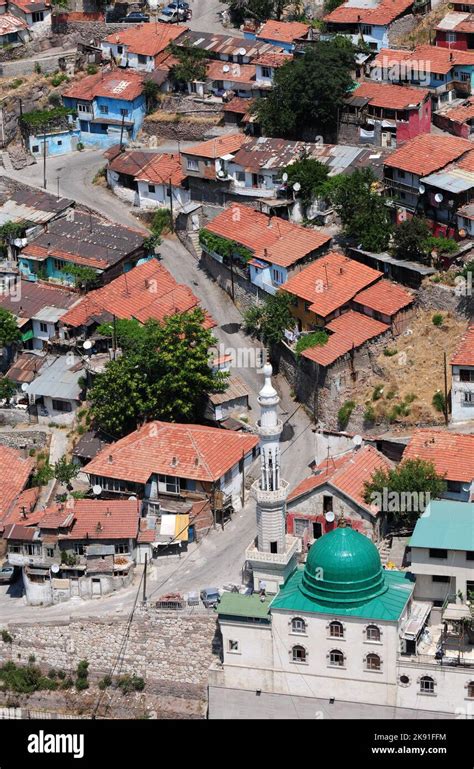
<box><xmin>251</xmin><ymin>478</ymin><xmax>289</xmax><ymax>503</ymax></box>
<box><xmin>256</xmin><ymin>419</ymin><xmax>283</xmax><ymax>436</ymax></box>
<box><xmin>245</xmin><ymin>534</ymin><xmax>300</xmax><ymax>564</ymax></box>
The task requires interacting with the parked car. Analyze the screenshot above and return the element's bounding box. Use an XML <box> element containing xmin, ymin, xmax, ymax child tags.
<box><xmin>158</xmin><ymin>4</ymin><xmax>189</xmax><ymax>22</ymax></box>
<box><xmin>122</xmin><ymin>11</ymin><xmax>150</xmax><ymax>22</ymax></box>
<box><xmin>200</xmin><ymin>587</ymin><xmax>220</xmax><ymax>608</ymax></box>
<box><xmin>0</xmin><ymin>565</ymin><xmax>17</xmax><ymax>584</ymax></box>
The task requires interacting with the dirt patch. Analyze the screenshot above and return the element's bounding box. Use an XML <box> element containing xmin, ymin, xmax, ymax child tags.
<box><xmin>348</xmin><ymin>309</ymin><xmax>468</xmax><ymax>429</ymax></box>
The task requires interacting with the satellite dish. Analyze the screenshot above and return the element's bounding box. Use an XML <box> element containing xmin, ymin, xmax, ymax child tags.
<box><xmin>51</xmin><ymin>564</ymin><xmax>60</xmax><ymax>574</ymax></box>
<box><xmin>82</xmin><ymin>340</ymin><xmax>93</xmax><ymax>350</ymax></box>
<box><xmin>128</xmin><ymin>495</ymin><xmax>137</xmax><ymax>501</ymax></box>
<box><xmin>434</xmin><ymin>192</ymin><xmax>443</xmax><ymax>203</ymax></box>
<box><xmin>238</xmin><ymin>47</ymin><xmax>246</xmax><ymax>56</ymax></box>
<box><xmin>459</xmin><ymin>228</ymin><xmax>467</xmax><ymax>238</ymax></box>
<box><xmin>293</xmin><ymin>182</ymin><xmax>301</xmax><ymax>192</ymax></box>
<box><xmin>282</xmin><ymin>172</ymin><xmax>288</xmax><ymax>182</ymax></box>
<box><xmin>92</xmin><ymin>484</ymin><xmax>102</xmax><ymax>496</ymax></box>
<box><xmin>352</xmin><ymin>434</ymin><xmax>362</xmax><ymax>446</ymax></box>
<box><xmin>418</xmin><ymin>184</ymin><xmax>425</xmax><ymax>195</ymax></box>
<box><xmin>222</xmin><ymin>64</ymin><xmax>230</xmax><ymax>73</ymax></box>
<box><xmin>325</xmin><ymin>511</ymin><xmax>335</xmax><ymax>523</ymax></box>
<box><xmin>21</xmin><ymin>382</ymin><xmax>29</xmax><ymax>392</ymax></box>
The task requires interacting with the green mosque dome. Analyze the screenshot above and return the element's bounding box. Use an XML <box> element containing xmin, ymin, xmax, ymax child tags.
<box><xmin>299</xmin><ymin>524</ymin><xmax>387</xmax><ymax>607</ymax></box>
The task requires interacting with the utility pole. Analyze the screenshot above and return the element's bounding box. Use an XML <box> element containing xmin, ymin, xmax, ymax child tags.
<box><xmin>119</xmin><ymin>112</ymin><xmax>126</xmax><ymax>151</ymax></box>
<box><xmin>142</xmin><ymin>552</ymin><xmax>147</xmax><ymax>604</ymax></box>
<box><xmin>240</xmin><ymin>449</ymin><xmax>245</xmax><ymax>509</ymax></box>
<box><xmin>443</xmin><ymin>351</ymin><xmax>449</xmax><ymax>426</ymax></box>
<box><xmin>229</xmin><ymin>252</ymin><xmax>235</xmax><ymax>302</ymax></box>
<box><xmin>168</xmin><ymin>176</ymin><xmax>174</xmax><ymax>231</ymax></box>
<box><xmin>42</xmin><ymin>126</ymin><xmax>47</xmax><ymax>189</ymax></box>
<box><xmin>56</xmin><ymin>175</ymin><xmax>60</xmax><ymax>201</ymax></box>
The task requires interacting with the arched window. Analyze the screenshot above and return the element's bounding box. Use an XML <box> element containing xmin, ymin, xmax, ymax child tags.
<box><xmin>329</xmin><ymin>649</ymin><xmax>344</xmax><ymax>667</ymax></box>
<box><xmin>467</xmin><ymin>681</ymin><xmax>474</xmax><ymax>699</ymax></box>
<box><xmin>329</xmin><ymin>621</ymin><xmax>344</xmax><ymax>639</ymax></box>
<box><xmin>291</xmin><ymin>617</ymin><xmax>307</xmax><ymax>634</ymax></box>
<box><xmin>420</xmin><ymin>676</ymin><xmax>435</xmax><ymax>694</ymax></box>
<box><xmin>366</xmin><ymin>653</ymin><xmax>381</xmax><ymax>671</ymax></box>
<box><xmin>291</xmin><ymin>645</ymin><xmax>307</xmax><ymax>663</ymax></box>
<box><xmin>366</xmin><ymin>624</ymin><xmax>381</xmax><ymax>642</ymax></box>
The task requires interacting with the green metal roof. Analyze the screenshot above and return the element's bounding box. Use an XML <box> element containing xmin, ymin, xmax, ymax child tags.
<box><xmin>301</xmin><ymin>526</ymin><xmax>387</xmax><ymax>606</ymax></box>
<box><xmin>271</xmin><ymin>566</ymin><xmax>414</xmax><ymax>622</ymax></box>
<box><xmin>217</xmin><ymin>592</ymin><xmax>272</xmax><ymax>621</ymax></box>
<box><xmin>409</xmin><ymin>500</ymin><xmax>474</xmax><ymax>552</ymax></box>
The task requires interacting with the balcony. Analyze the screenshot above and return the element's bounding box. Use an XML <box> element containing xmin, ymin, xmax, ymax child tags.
<box><xmin>383</xmin><ymin>176</ymin><xmax>419</xmax><ymax>195</ymax></box>
<box><xmin>251</xmin><ymin>478</ymin><xmax>289</xmax><ymax>504</ymax></box>
<box><xmin>245</xmin><ymin>534</ymin><xmax>299</xmax><ymax>564</ymax></box>
<box><xmin>229</xmin><ymin>183</ymin><xmax>277</xmax><ymax>199</ymax></box>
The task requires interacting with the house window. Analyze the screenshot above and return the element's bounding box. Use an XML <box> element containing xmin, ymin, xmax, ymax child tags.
<box><xmin>236</xmin><ymin>171</ymin><xmax>245</xmax><ymax>182</ymax></box>
<box><xmin>117</xmin><ymin>46</ymin><xmax>123</xmax><ymax>54</ymax></box>
<box><xmin>467</xmin><ymin>681</ymin><xmax>474</xmax><ymax>698</ymax></box>
<box><xmin>148</xmin><ymin>184</ymin><xmax>156</xmax><ymax>194</ymax></box>
<box><xmin>73</xmin><ymin>544</ymin><xmax>85</xmax><ymax>555</ymax></box>
<box><xmin>446</xmin><ymin>32</ymin><xmax>456</xmax><ymax>42</ymax></box>
<box><xmin>261</xmin><ymin>66</ymin><xmax>271</xmax><ymax>78</ymax></box>
<box><xmin>39</xmin><ymin>322</ymin><xmax>48</xmax><ymax>333</ymax></box>
<box><xmin>57</xmin><ymin>140</ymin><xmax>62</xmax><ymax>146</ymax></box>
<box><xmin>432</xmin><ymin>575</ymin><xmax>450</xmax><ymax>583</ymax></box>
<box><xmin>9</xmin><ymin>545</ymin><xmax>21</xmax><ymax>553</ymax></box>
<box><xmin>78</xmin><ymin>103</ymin><xmax>89</xmax><ymax>113</ymax></box>
<box><xmin>114</xmin><ymin>543</ymin><xmax>129</xmax><ymax>554</ymax></box>
<box><xmin>464</xmin><ymin>392</ymin><xmax>474</xmax><ymax>404</ymax></box>
<box><xmin>271</xmin><ymin>268</ymin><xmax>283</xmax><ymax>284</ymax></box>
<box><xmin>447</xmin><ymin>480</ymin><xmax>463</xmax><ymax>493</ymax></box>
<box><xmin>137</xmin><ymin>54</ymin><xmax>147</xmax><ymax>65</ymax></box>
<box><xmin>419</xmin><ymin>676</ymin><xmax>435</xmax><ymax>694</ymax></box>
<box><xmin>466</xmin><ymin>551</ymin><xmax>474</xmax><ymax>560</ymax></box>
<box><xmin>120</xmin><ymin>108</ymin><xmax>129</xmax><ymax>117</ymax></box>
<box><xmin>186</xmin><ymin>158</ymin><xmax>199</xmax><ymax>171</ymax></box>
<box><xmin>52</xmin><ymin>400</ymin><xmax>72</xmax><ymax>413</ymax></box>
<box><xmin>329</xmin><ymin>649</ymin><xmax>344</xmax><ymax>666</ymax></box>
<box><xmin>293</xmin><ymin>518</ymin><xmax>309</xmax><ymax>537</ymax></box>
<box><xmin>366</xmin><ymin>653</ymin><xmax>381</xmax><ymax>671</ymax></box>
<box><xmin>25</xmin><ymin>544</ymin><xmax>40</xmax><ymax>556</ymax></box>
<box><xmin>46</xmin><ymin>547</ymin><xmax>54</xmax><ymax>558</ymax></box>
<box><xmin>323</xmin><ymin>495</ymin><xmax>333</xmax><ymax>513</ymax></box>
<box><xmin>224</xmin><ymin>468</ymin><xmax>233</xmax><ymax>485</ymax></box>
<box><xmin>366</xmin><ymin>625</ymin><xmax>381</xmax><ymax>642</ymax></box>
<box><xmin>460</xmin><ymin>367</ymin><xmax>474</xmax><ymax>381</ymax></box>
<box><xmin>460</xmin><ymin>72</ymin><xmax>471</xmax><ymax>82</ymax></box>
<box><xmin>429</xmin><ymin>548</ymin><xmax>448</xmax><ymax>559</ymax></box>
<box><xmin>329</xmin><ymin>621</ymin><xmax>344</xmax><ymax>639</ymax></box>
<box><xmin>53</xmin><ymin>258</ymin><xmax>65</xmax><ymax>272</ymax></box>
<box><xmin>99</xmin><ymin>105</ymin><xmax>109</xmax><ymax>114</ymax></box>
<box><xmin>291</xmin><ymin>645</ymin><xmax>307</xmax><ymax>663</ymax></box>
<box><xmin>32</xmin><ymin>145</ymin><xmax>40</xmax><ymax>153</ymax></box>
<box><xmin>158</xmin><ymin>474</ymin><xmax>180</xmax><ymax>495</ymax></box>
<box><xmin>228</xmin><ymin>639</ymin><xmax>239</xmax><ymax>652</ymax></box>
<box><xmin>32</xmin><ymin>11</ymin><xmax>44</xmax><ymax>21</ymax></box>
<box><xmin>398</xmin><ymin>170</ymin><xmax>405</xmax><ymax>178</ymax></box>
<box><xmin>361</xmin><ymin>25</ymin><xmax>372</xmax><ymax>35</ymax></box>
<box><xmin>291</xmin><ymin>617</ymin><xmax>306</xmax><ymax>634</ymax></box>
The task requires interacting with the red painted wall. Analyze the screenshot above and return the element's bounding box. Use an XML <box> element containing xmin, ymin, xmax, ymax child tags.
<box><xmin>436</xmin><ymin>31</ymin><xmax>469</xmax><ymax>51</ymax></box>
<box><xmin>397</xmin><ymin>97</ymin><xmax>432</xmax><ymax>144</ymax></box>
<box><xmin>286</xmin><ymin>511</ymin><xmax>366</xmax><ymax>538</ymax></box>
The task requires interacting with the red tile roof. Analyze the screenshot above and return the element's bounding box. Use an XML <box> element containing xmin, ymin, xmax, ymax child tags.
<box><xmin>374</xmin><ymin>44</ymin><xmax>474</xmax><ymax>75</ymax></box>
<box><xmin>0</xmin><ymin>488</ymin><xmax>41</xmax><ymax>533</ymax></box>
<box><xmin>60</xmin><ymin>259</ymin><xmax>214</xmax><ymax>329</ymax></box>
<box><xmin>288</xmin><ymin>445</ymin><xmax>392</xmax><ymax>515</ymax></box>
<box><xmin>281</xmin><ymin>252</ymin><xmax>381</xmax><ymax>318</ymax></box>
<box><xmin>222</xmin><ymin>96</ymin><xmax>255</xmax><ymax>114</ymax></box>
<box><xmin>352</xmin><ymin>81</ymin><xmax>429</xmax><ymax>110</ymax></box>
<box><xmin>104</xmin><ymin>22</ymin><xmax>187</xmax><ymax>56</ymax></box>
<box><xmin>353</xmin><ymin>279</ymin><xmax>414</xmax><ymax>316</ymax></box>
<box><xmin>134</xmin><ymin>153</ymin><xmax>185</xmax><ymax>187</ymax></box>
<box><xmin>83</xmin><ymin>421</ymin><xmax>259</xmax><ymax>484</ymax></box>
<box><xmin>302</xmin><ymin>310</ymin><xmax>389</xmax><ymax>366</ymax></box>
<box><xmin>384</xmin><ymin>133</ymin><xmax>472</xmax><ymax>176</ymax></box>
<box><xmin>39</xmin><ymin>499</ymin><xmax>140</xmax><ymax>540</ymax></box>
<box><xmin>63</xmin><ymin>70</ymin><xmax>145</xmax><ymax>102</ymax></box>
<box><xmin>450</xmin><ymin>325</ymin><xmax>474</xmax><ymax>367</ymax></box>
<box><xmin>0</xmin><ymin>447</ymin><xmax>35</xmax><ymax>522</ymax></box>
<box><xmin>325</xmin><ymin>0</ymin><xmax>413</xmax><ymax>25</ymax></box>
<box><xmin>257</xmin><ymin>20</ymin><xmax>309</xmax><ymax>43</ymax></box>
<box><xmin>206</xmin><ymin>60</ymin><xmax>257</xmax><ymax>84</ymax></box>
<box><xmin>203</xmin><ymin>204</ymin><xmax>331</xmax><ymax>269</ymax></box>
<box><xmin>181</xmin><ymin>133</ymin><xmax>246</xmax><ymax>159</ymax></box>
<box><xmin>0</xmin><ymin>13</ymin><xmax>27</xmax><ymax>34</ymax></box>
<box><xmin>439</xmin><ymin>97</ymin><xmax>474</xmax><ymax>125</ymax></box>
<box><xmin>403</xmin><ymin>429</ymin><xmax>474</xmax><ymax>483</ymax></box>
<box><xmin>253</xmin><ymin>51</ymin><xmax>292</xmax><ymax>67</ymax></box>
<box><xmin>9</xmin><ymin>0</ymin><xmax>50</xmax><ymax>11</ymax></box>
<box><xmin>107</xmin><ymin>148</ymin><xmax>156</xmax><ymax>177</ymax></box>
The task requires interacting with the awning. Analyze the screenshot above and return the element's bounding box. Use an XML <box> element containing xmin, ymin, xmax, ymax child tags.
<box><xmin>401</xmin><ymin>600</ymin><xmax>431</xmax><ymax>641</ymax></box>
<box><xmin>21</xmin><ymin>329</ymin><xmax>34</xmax><ymax>342</ymax></box>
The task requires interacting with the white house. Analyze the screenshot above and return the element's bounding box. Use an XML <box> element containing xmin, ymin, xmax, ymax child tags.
<box><xmin>8</xmin><ymin>0</ymin><xmax>51</xmax><ymax>38</ymax></box>
<box><xmin>451</xmin><ymin>325</ymin><xmax>474</xmax><ymax>423</ymax></box>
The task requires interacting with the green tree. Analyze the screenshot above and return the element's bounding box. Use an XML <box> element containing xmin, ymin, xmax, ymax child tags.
<box><xmin>61</xmin><ymin>264</ymin><xmax>98</xmax><ymax>289</ymax></box>
<box><xmin>89</xmin><ymin>310</ymin><xmax>228</xmax><ymax>437</ymax></box>
<box><xmin>324</xmin><ymin>0</ymin><xmax>344</xmax><ymax>11</ymax></box>
<box><xmin>0</xmin><ymin>377</ymin><xmax>16</xmax><ymax>403</ymax></box>
<box><xmin>254</xmin><ymin>41</ymin><xmax>355</xmax><ymax>140</ymax></box>
<box><xmin>282</xmin><ymin>156</ymin><xmax>329</xmax><ymax>213</ymax></box>
<box><xmin>168</xmin><ymin>42</ymin><xmax>208</xmax><ymax>87</ymax></box>
<box><xmin>0</xmin><ymin>308</ymin><xmax>21</xmax><ymax>347</ymax></box>
<box><xmin>326</xmin><ymin>168</ymin><xmax>391</xmax><ymax>252</ymax></box>
<box><xmin>32</xmin><ymin>461</ymin><xmax>54</xmax><ymax>487</ymax></box>
<box><xmin>54</xmin><ymin>456</ymin><xmax>79</xmax><ymax>487</ymax></box>
<box><xmin>391</xmin><ymin>217</ymin><xmax>431</xmax><ymax>263</ymax></box>
<box><xmin>224</xmin><ymin>0</ymin><xmax>279</xmax><ymax>25</ymax></box>
<box><xmin>243</xmin><ymin>292</ymin><xmax>294</xmax><ymax>347</ymax></box>
<box><xmin>363</xmin><ymin>458</ymin><xmax>447</xmax><ymax>525</ymax></box>
<box><xmin>143</xmin><ymin>79</ymin><xmax>160</xmax><ymax>114</ymax></box>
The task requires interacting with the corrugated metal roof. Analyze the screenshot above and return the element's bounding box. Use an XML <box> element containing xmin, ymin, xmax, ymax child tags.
<box><xmin>421</xmin><ymin>170</ymin><xmax>474</xmax><ymax>193</ymax></box>
<box><xmin>26</xmin><ymin>355</ymin><xmax>85</xmax><ymax>400</ymax></box>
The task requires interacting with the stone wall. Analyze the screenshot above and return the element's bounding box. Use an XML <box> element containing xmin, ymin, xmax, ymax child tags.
<box><xmin>200</xmin><ymin>251</ymin><xmax>260</xmax><ymax>312</ymax></box>
<box><xmin>388</xmin><ymin>13</ymin><xmax>417</xmax><ymax>45</ymax></box>
<box><xmin>418</xmin><ymin>278</ymin><xmax>473</xmax><ymax>319</ymax></box>
<box><xmin>1</xmin><ymin>611</ymin><xmax>220</xmax><ymax>686</ymax></box>
<box><xmin>0</xmin><ymin>429</ymin><xmax>47</xmax><ymax>451</ymax></box>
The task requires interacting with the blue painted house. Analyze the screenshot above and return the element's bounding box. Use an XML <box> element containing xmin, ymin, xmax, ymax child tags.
<box><xmin>28</xmin><ymin>125</ymin><xmax>81</xmax><ymax>158</ymax></box>
<box><xmin>62</xmin><ymin>70</ymin><xmax>146</xmax><ymax>149</ymax></box>
<box><xmin>323</xmin><ymin>0</ymin><xmax>417</xmax><ymax>52</ymax></box>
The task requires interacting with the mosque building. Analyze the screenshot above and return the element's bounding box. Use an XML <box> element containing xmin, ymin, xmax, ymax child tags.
<box><xmin>208</xmin><ymin>365</ymin><xmax>474</xmax><ymax>719</ymax></box>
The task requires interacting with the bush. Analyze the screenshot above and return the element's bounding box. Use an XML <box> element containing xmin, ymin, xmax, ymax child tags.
<box><xmin>116</xmin><ymin>674</ymin><xmax>145</xmax><ymax>694</ymax></box>
<box><xmin>57</xmin><ymin>670</ymin><xmax>66</xmax><ymax>680</ymax></box>
<box><xmin>34</xmin><ymin>62</ymin><xmax>42</xmax><ymax>74</ymax></box>
<box><xmin>383</xmin><ymin>348</ymin><xmax>397</xmax><ymax>357</ymax></box>
<box><xmin>28</xmin><ymin>655</ymin><xmax>35</xmax><ymax>664</ymax></box>
<box><xmin>47</xmin><ymin>669</ymin><xmax>57</xmax><ymax>679</ymax></box>
<box><xmin>372</xmin><ymin>385</ymin><xmax>384</xmax><ymax>401</ymax></box>
<box><xmin>432</xmin><ymin>313</ymin><xmax>444</xmax><ymax>327</ymax></box>
<box><xmin>432</xmin><ymin>391</ymin><xmax>446</xmax><ymax>414</ymax></box>
<box><xmin>363</xmin><ymin>404</ymin><xmax>376</xmax><ymax>424</ymax></box>
<box><xmin>295</xmin><ymin>330</ymin><xmax>328</xmax><ymax>357</ymax></box>
<box><xmin>98</xmin><ymin>674</ymin><xmax>112</xmax><ymax>690</ymax></box>
<box><xmin>60</xmin><ymin>677</ymin><xmax>74</xmax><ymax>690</ymax></box>
<box><xmin>87</xmin><ymin>64</ymin><xmax>98</xmax><ymax>75</ymax></box>
<box><xmin>77</xmin><ymin>660</ymin><xmax>89</xmax><ymax>679</ymax></box>
<box><xmin>77</xmin><ymin>142</ymin><xmax>84</xmax><ymax>151</ymax></box>
<box><xmin>75</xmin><ymin>677</ymin><xmax>89</xmax><ymax>691</ymax></box>
<box><xmin>51</xmin><ymin>73</ymin><xmax>68</xmax><ymax>87</ymax></box>
<box><xmin>338</xmin><ymin>400</ymin><xmax>355</xmax><ymax>430</ymax></box>
<box><xmin>10</xmin><ymin>79</ymin><xmax>24</xmax><ymax>89</ymax></box>
<box><xmin>1</xmin><ymin>630</ymin><xmax>13</xmax><ymax>643</ymax></box>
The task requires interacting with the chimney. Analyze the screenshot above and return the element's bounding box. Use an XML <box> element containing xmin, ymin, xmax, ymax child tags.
<box><xmin>108</xmin><ymin>454</ymin><xmax>113</xmax><ymax>463</ymax></box>
<box><xmin>105</xmin><ymin>508</ymin><xmax>112</xmax><ymax>517</ymax></box>
<box><xmin>171</xmin><ymin>456</ymin><xmax>178</xmax><ymax>467</ymax></box>
<box><xmin>450</xmin><ymin>52</ymin><xmax>453</xmax><ymax>61</ymax></box>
